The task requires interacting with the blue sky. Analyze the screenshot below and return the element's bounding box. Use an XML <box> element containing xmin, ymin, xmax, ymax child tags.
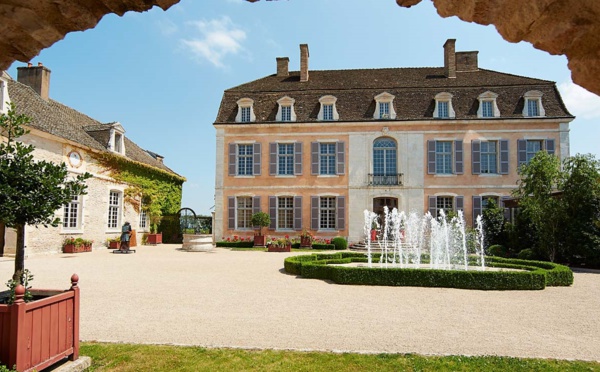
<box><xmin>7</xmin><ymin>0</ymin><xmax>600</xmax><ymax>216</ymax></box>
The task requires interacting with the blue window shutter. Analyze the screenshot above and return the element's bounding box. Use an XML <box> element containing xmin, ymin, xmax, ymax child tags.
<box><xmin>471</xmin><ymin>140</ymin><xmax>481</xmax><ymax>175</ymax></box>
<box><xmin>500</xmin><ymin>196</ymin><xmax>511</xmax><ymax>221</ymax></box>
<box><xmin>545</xmin><ymin>139</ymin><xmax>555</xmax><ymax>155</ymax></box>
<box><xmin>336</xmin><ymin>196</ymin><xmax>346</xmax><ymax>230</ymax></box>
<box><xmin>253</xmin><ymin>196</ymin><xmax>261</xmax><ymax>215</ymax></box>
<box><xmin>228</xmin><ymin>196</ymin><xmax>235</xmax><ymax>229</ymax></box>
<box><xmin>294</xmin><ymin>196</ymin><xmax>302</xmax><ymax>231</ymax></box>
<box><xmin>472</xmin><ymin>196</ymin><xmax>482</xmax><ymax>226</ymax></box>
<box><xmin>455</xmin><ymin>196</ymin><xmax>464</xmax><ymax>212</ymax></box>
<box><xmin>428</xmin><ymin>196</ymin><xmax>437</xmax><ymax>218</ymax></box>
<box><xmin>269</xmin><ymin>196</ymin><xmax>276</xmax><ymax>230</ymax></box>
<box><xmin>518</xmin><ymin>139</ymin><xmax>527</xmax><ymax>168</ymax></box>
<box><xmin>294</xmin><ymin>142</ymin><xmax>303</xmax><ymax>175</ymax></box>
<box><xmin>427</xmin><ymin>140</ymin><xmax>436</xmax><ymax>174</ymax></box>
<box><xmin>311</xmin><ymin>142</ymin><xmax>319</xmax><ymax>175</ymax></box>
<box><xmin>337</xmin><ymin>141</ymin><xmax>345</xmax><ymax>175</ymax></box>
<box><xmin>500</xmin><ymin>140</ymin><xmax>509</xmax><ymax>174</ymax></box>
<box><xmin>311</xmin><ymin>196</ymin><xmax>319</xmax><ymax>230</ymax></box>
<box><xmin>253</xmin><ymin>143</ymin><xmax>261</xmax><ymax>176</ymax></box>
<box><xmin>455</xmin><ymin>140</ymin><xmax>463</xmax><ymax>174</ymax></box>
<box><xmin>228</xmin><ymin>144</ymin><xmax>236</xmax><ymax>176</ymax></box>
<box><xmin>269</xmin><ymin>143</ymin><xmax>277</xmax><ymax>176</ymax></box>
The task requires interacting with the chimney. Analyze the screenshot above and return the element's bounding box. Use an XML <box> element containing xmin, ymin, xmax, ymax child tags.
<box><xmin>443</xmin><ymin>39</ymin><xmax>456</xmax><ymax>78</ymax></box>
<box><xmin>17</xmin><ymin>62</ymin><xmax>51</xmax><ymax>100</ymax></box>
<box><xmin>456</xmin><ymin>51</ymin><xmax>479</xmax><ymax>72</ymax></box>
<box><xmin>300</xmin><ymin>44</ymin><xmax>309</xmax><ymax>82</ymax></box>
<box><xmin>156</xmin><ymin>155</ymin><xmax>164</xmax><ymax>164</ymax></box>
<box><xmin>276</xmin><ymin>57</ymin><xmax>289</xmax><ymax>77</ymax></box>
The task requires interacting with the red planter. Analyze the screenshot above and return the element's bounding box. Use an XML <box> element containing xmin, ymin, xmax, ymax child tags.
<box><xmin>300</xmin><ymin>237</ymin><xmax>313</xmax><ymax>248</ymax></box>
<box><xmin>108</xmin><ymin>241</ymin><xmax>119</xmax><ymax>249</ymax></box>
<box><xmin>268</xmin><ymin>244</ymin><xmax>291</xmax><ymax>252</ymax></box>
<box><xmin>62</xmin><ymin>244</ymin><xmax>91</xmax><ymax>253</ymax></box>
<box><xmin>253</xmin><ymin>235</ymin><xmax>266</xmax><ymax>247</ymax></box>
<box><xmin>0</xmin><ymin>275</ymin><xmax>81</xmax><ymax>372</ymax></box>
<box><xmin>147</xmin><ymin>233</ymin><xmax>162</xmax><ymax>245</ymax></box>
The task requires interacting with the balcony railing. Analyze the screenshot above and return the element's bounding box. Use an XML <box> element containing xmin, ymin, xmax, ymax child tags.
<box><xmin>368</xmin><ymin>173</ymin><xmax>403</xmax><ymax>186</ymax></box>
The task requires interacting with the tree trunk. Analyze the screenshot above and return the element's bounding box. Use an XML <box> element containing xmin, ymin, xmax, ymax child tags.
<box><xmin>0</xmin><ymin>222</ymin><xmax>5</xmax><ymax>257</ymax></box>
<box><xmin>13</xmin><ymin>224</ymin><xmax>25</xmax><ymax>284</ymax></box>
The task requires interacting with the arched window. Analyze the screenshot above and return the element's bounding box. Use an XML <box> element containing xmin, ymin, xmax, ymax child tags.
<box><xmin>372</xmin><ymin>138</ymin><xmax>397</xmax><ymax>185</ymax></box>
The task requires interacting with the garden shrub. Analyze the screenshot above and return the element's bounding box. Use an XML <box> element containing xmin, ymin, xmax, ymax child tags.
<box><xmin>331</xmin><ymin>236</ymin><xmax>348</xmax><ymax>250</ymax></box>
<box><xmin>517</xmin><ymin>248</ymin><xmax>536</xmax><ymax>260</ymax></box>
<box><xmin>311</xmin><ymin>243</ymin><xmax>336</xmax><ymax>250</ymax></box>
<box><xmin>488</xmin><ymin>244</ymin><xmax>508</xmax><ymax>257</ymax></box>
<box><xmin>215</xmin><ymin>241</ymin><xmax>254</xmax><ymax>248</ymax></box>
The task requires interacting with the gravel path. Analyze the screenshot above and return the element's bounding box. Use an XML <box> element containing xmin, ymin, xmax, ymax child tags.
<box><xmin>2</xmin><ymin>245</ymin><xmax>599</xmax><ymax>361</ymax></box>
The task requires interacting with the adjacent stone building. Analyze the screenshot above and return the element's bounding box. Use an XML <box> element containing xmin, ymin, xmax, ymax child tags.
<box><xmin>214</xmin><ymin>40</ymin><xmax>574</xmax><ymax>243</ymax></box>
<box><xmin>0</xmin><ymin>64</ymin><xmax>185</xmax><ymax>255</ymax></box>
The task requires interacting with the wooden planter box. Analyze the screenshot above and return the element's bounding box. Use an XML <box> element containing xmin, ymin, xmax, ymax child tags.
<box><xmin>147</xmin><ymin>233</ymin><xmax>162</xmax><ymax>245</ymax></box>
<box><xmin>0</xmin><ymin>275</ymin><xmax>81</xmax><ymax>372</ymax></box>
<box><xmin>253</xmin><ymin>235</ymin><xmax>266</xmax><ymax>247</ymax></box>
<box><xmin>108</xmin><ymin>241</ymin><xmax>119</xmax><ymax>249</ymax></box>
<box><xmin>268</xmin><ymin>244</ymin><xmax>291</xmax><ymax>252</ymax></box>
<box><xmin>62</xmin><ymin>244</ymin><xmax>91</xmax><ymax>253</ymax></box>
<box><xmin>300</xmin><ymin>237</ymin><xmax>313</xmax><ymax>248</ymax></box>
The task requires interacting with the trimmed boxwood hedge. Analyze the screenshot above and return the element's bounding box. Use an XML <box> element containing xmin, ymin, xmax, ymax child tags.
<box><xmin>216</xmin><ymin>241</ymin><xmax>254</xmax><ymax>248</ymax></box>
<box><xmin>284</xmin><ymin>252</ymin><xmax>573</xmax><ymax>290</ymax></box>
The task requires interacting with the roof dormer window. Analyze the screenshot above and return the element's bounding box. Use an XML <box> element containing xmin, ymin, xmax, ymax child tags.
<box><xmin>523</xmin><ymin>90</ymin><xmax>545</xmax><ymax>117</ymax></box>
<box><xmin>108</xmin><ymin>122</ymin><xmax>126</xmax><ymax>155</ymax></box>
<box><xmin>434</xmin><ymin>92</ymin><xmax>455</xmax><ymax>119</ymax></box>
<box><xmin>373</xmin><ymin>92</ymin><xmax>396</xmax><ymax>120</ymax></box>
<box><xmin>276</xmin><ymin>96</ymin><xmax>296</xmax><ymax>122</ymax></box>
<box><xmin>477</xmin><ymin>91</ymin><xmax>500</xmax><ymax>118</ymax></box>
<box><xmin>236</xmin><ymin>98</ymin><xmax>256</xmax><ymax>123</ymax></box>
<box><xmin>318</xmin><ymin>95</ymin><xmax>339</xmax><ymax>121</ymax></box>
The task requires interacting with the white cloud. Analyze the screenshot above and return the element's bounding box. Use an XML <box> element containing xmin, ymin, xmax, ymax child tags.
<box><xmin>558</xmin><ymin>81</ymin><xmax>600</xmax><ymax>120</ymax></box>
<box><xmin>181</xmin><ymin>16</ymin><xmax>246</xmax><ymax>68</ymax></box>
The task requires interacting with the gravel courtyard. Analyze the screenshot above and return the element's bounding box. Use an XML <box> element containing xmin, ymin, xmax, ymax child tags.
<box><xmin>1</xmin><ymin>245</ymin><xmax>599</xmax><ymax>361</ymax></box>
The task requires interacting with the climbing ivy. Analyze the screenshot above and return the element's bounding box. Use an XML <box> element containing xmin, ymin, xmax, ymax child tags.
<box><xmin>92</xmin><ymin>152</ymin><xmax>185</xmax><ymax>231</ymax></box>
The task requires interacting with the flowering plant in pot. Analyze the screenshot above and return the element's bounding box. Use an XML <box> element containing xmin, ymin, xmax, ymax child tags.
<box><xmin>106</xmin><ymin>236</ymin><xmax>120</xmax><ymax>249</ymax></box>
<box><xmin>250</xmin><ymin>212</ymin><xmax>270</xmax><ymax>247</ymax></box>
<box><xmin>299</xmin><ymin>229</ymin><xmax>314</xmax><ymax>247</ymax></box>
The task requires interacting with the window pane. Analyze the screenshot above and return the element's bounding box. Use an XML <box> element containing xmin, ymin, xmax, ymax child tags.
<box><xmin>241</xmin><ymin>107</ymin><xmax>251</xmax><ymax>122</ymax></box>
<box><xmin>277</xmin><ymin>197</ymin><xmax>294</xmax><ymax>229</ymax></box>
<box><xmin>319</xmin><ymin>143</ymin><xmax>336</xmax><ymax>175</ymax></box>
<box><xmin>436</xmin><ymin>197</ymin><xmax>453</xmax><ymax>213</ymax></box>
<box><xmin>379</xmin><ymin>102</ymin><xmax>390</xmax><ymax>119</ymax></box>
<box><xmin>237</xmin><ymin>144</ymin><xmax>253</xmax><ymax>175</ymax></box>
<box><xmin>527</xmin><ymin>99</ymin><xmax>539</xmax><ymax>116</ymax></box>
<box><xmin>277</xmin><ymin>143</ymin><xmax>294</xmax><ymax>175</ymax></box>
<box><xmin>319</xmin><ymin>197</ymin><xmax>336</xmax><ymax>229</ymax></box>
<box><xmin>281</xmin><ymin>106</ymin><xmax>291</xmax><ymax>121</ymax></box>
<box><xmin>108</xmin><ymin>191</ymin><xmax>120</xmax><ymax>229</ymax></box>
<box><xmin>236</xmin><ymin>197</ymin><xmax>253</xmax><ymax>229</ymax></box>
<box><xmin>480</xmin><ymin>141</ymin><xmax>498</xmax><ymax>174</ymax></box>
<box><xmin>438</xmin><ymin>101</ymin><xmax>449</xmax><ymax>118</ymax></box>
<box><xmin>323</xmin><ymin>104</ymin><xmax>333</xmax><ymax>121</ymax></box>
<box><xmin>526</xmin><ymin>140</ymin><xmax>542</xmax><ymax>163</ymax></box>
<box><xmin>482</xmin><ymin>101</ymin><xmax>493</xmax><ymax>117</ymax></box>
<box><xmin>435</xmin><ymin>141</ymin><xmax>452</xmax><ymax>174</ymax></box>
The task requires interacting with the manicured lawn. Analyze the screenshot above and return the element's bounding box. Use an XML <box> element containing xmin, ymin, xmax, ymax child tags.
<box><xmin>80</xmin><ymin>343</ymin><xmax>600</xmax><ymax>372</ymax></box>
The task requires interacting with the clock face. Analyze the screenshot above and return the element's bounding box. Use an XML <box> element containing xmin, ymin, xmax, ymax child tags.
<box><xmin>68</xmin><ymin>151</ymin><xmax>82</xmax><ymax>167</ymax></box>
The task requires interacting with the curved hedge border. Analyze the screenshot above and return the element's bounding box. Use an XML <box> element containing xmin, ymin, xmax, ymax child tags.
<box><xmin>284</xmin><ymin>252</ymin><xmax>573</xmax><ymax>290</ymax></box>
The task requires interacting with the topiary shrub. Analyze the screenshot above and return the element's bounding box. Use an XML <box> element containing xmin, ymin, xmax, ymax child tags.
<box><xmin>215</xmin><ymin>241</ymin><xmax>254</xmax><ymax>248</ymax></box>
<box><xmin>488</xmin><ymin>244</ymin><xmax>508</xmax><ymax>257</ymax></box>
<box><xmin>517</xmin><ymin>248</ymin><xmax>536</xmax><ymax>260</ymax></box>
<box><xmin>331</xmin><ymin>236</ymin><xmax>348</xmax><ymax>250</ymax></box>
<box><xmin>312</xmin><ymin>243</ymin><xmax>336</xmax><ymax>250</ymax></box>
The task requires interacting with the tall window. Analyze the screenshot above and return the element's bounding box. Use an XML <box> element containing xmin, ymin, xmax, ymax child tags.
<box><xmin>278</xmin><ymin>143</ymin><xmax>294</xmax><ymax>175</ymax></box>
<box><xmin>114</xmin><ymin>133</ymin><xmax>123</xmax><ymax>153</ymax></box>
<box><xmin>63</xmin><ymin>194</ymin><xmax>81</xmax><ymax>229</ymax></box>
<box><xmin>373</xmin><ymin>138</ymin><xmax>397</xmax><ymax>185</ymax></box>
<box><xmin>436</xmin><ymin>196</ymin><xmax>453</xmax><ymax>214</ymax></box>
<box><xmin>323</xmin><ymin>104</ymin><xmax>334</xmax><ymax>121</ymax></box>
<box><xmin>241</xmin><ymin>107</ymin><xmax>251</xmax><ymax>122</ymax></box>
<box><xmin>236</xmin><ymin>197</ymin><xmax>253</xmax><ymax>229</ymax></box>
<box><xmin>139</xmin><ymin>209</ymin><xmax>148</xmax><ymax>229</ymax></box>
<box><xmin>237</xmin><ymin>144</ymin><xmax>253</xmax><ymax>175</ymax></box>
<box><xmin>281</xmin><ymin>106</ymin><xmax>291</xmax><ymax>121</ymax></box>
<box><xmin>108</xmin><ymin>191</ymin><xmax>121</xmax><ymax>229</ymax></box>
<box><xmin>435</xmin><ymin>141</ymin><xmax>453</xmax><ymax>174</ymax></box>
<box><xmin>526</xmin><ymin>140</ymin><xmax>543</xmax><ymax>163</ymax></box>
<box><xmin>480</xmin><ymin>141</ymin><xmax>498</xmax><ymax>174</ymax></box>
<box><xmin>319</xmin><ymin>143</ymin><xmax>336</xmax><ymax>175</ymax></box>
<box><xmin>320</xmin><ymin>197</ymin><xmax>336</xmax><ymax>229</ymax></box>
<box><xmin>277</xmin><ymin>197</ymin><xmax>294</xmax><ymax>229</ymax></box>
<box><xmin>379</xmin><ymin>102</ymin><xmax>390</xmax><ymax>119</ymax></box>
<box><xmin>481</xmin><ymin>101</ymin><xmax>493</xmax><ymax>117</ymax></box>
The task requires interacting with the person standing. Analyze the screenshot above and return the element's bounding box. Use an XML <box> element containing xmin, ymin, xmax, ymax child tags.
<box><xmin>120</xmin><ymin>221</ymin><xmax>132</xmax><ymax>251</ymax></box>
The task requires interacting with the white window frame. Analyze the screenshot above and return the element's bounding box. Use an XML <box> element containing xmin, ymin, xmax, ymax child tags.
<box><xmin>139</xmin><ymin>208</ymin><xmax>148</xmax><ymax>230</ymax></box>
<box><xmin>433</xmin><ymin>92</ymin><xmax>455</xmax><ymax>119</ymax></box>
<box><xmin>236</xmin><ymin>196</ymin><xmax>253</xmax><ymax>230</ymax></box>
<box><xmin>277</xmin><ymin>196</ymin><xmax>294</xmax><ymax>230</ymax></box>
<box><xmin>63</xmin><ymin>194</ymin><xmax>83</xmax><ymax>231</ymax></box>
<box><xmin>523</xmin><ymin>90</ymin><xmax>545</xmax><ymax>117</ymax></box>
<box><xmin>236</xmin><ymin>98</ymin><xmax>256</xmax><ymax>123</ymax></box>
<box><xmin>435</xmin><ymin>141</ymin><xmax>453</xmax><ymax>174</ymax></box>
<box><xmin>319</xmin><ymin>143</ymin><xmax>337</xmax><ymax>175</ymax></box>
<box><xmin>276</xmin><ymin>96</ymin><xmax>296</xmax><ymax>122</ymax></box>
<box><xmin>373</xmin><ymin>92</ymin><xmax>397</xmax><ymax>120</ymax></box>
<box><xmin>477</xmin><ymin>91</ymin><xmax>500</xmax><ymax>118</ymax></box>
<box><xmin>277</xmin><ymin>143</ymin><xmax>294</xmax><ymax>175</ymax></box>
<box><xmin>107</xmin><ymin>190</ymin><xmax>122</xmax><ymax>230</ymax></box>
<box><xmin>318</xmin><ymin>95</ymin><xmax>339</xmax><ymax>121</ymax></box>
<box><xmin>237</xmin><ymin>144</ymin><xmax>254</xmax><ymax>176</ymax></box>
<box><xmin>108</xmin><ymin>123</ymin><xmax>126</xmax><ymax>155</ymax></box>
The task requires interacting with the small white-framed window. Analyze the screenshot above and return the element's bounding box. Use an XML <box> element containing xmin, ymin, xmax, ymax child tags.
<box><xmin>276</xmin><ymin>96</ymin><xmax>296</xmax><ymax>122</ymax></box>
<box><xmin>373</xmin><ymin>92</ymin><xmax>396</xmax><ymax>120</ymax></box>
<box><xmin>236</xmin><ymin>98</ymin><xmax>256</xmax><ymax>123</ymax></box>
<box><xmin>107</xmin><ymin>191</ymin><xmax>122</xmax><ymax>229</ymax></box>
<box><xmin>523</xmin><ymin>90</ymin><xmax>545</xmax><ymax>117</ymax></box>
<box><xmin>477</xmin><ymin>91</ymin><xmax>500</xmax><ymax>118</ymax></box>
<box><xmin>433</xmin><ymin>92</ymin><xmax>455</xmax><ymax>119</ymax></box>
<box><xmin>63</xmin><ymin>194</ymin><xmax>82</xmax><ymax>230</ymax></box>
<box><xmin>109</xmin><ymin>123</ymin><xmax>126</xmax><ymax>155</ymax></box>
<box><xmin>318</xmin><ymin>95</ymin><xmax>339</xmax><ymax>121</ymax></box>
<box><xmin>139</xmin><ymin>208</ymin><xmax>148</xmax><ymax>230</ymax></box>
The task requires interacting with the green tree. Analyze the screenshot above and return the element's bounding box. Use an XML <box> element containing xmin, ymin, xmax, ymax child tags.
<box><xmin>481</xmin><ymin>199</ymin><xmax>505</xmax><ymax>248</ymax></box>
<box><xmin>0</xmin><ymin>103</ymin><xmax>91</xmax><ymax>284</ymax></box>
<box><xmin>514</xmin><ymin>151</ymin><xmax>564</xmax><ymax>261</ymax></box>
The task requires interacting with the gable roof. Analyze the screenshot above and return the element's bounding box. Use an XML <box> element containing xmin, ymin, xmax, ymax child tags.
<box><xmin>215</xmin><ymin>67</ymin><xmax>573</xmax><ymax>124</ymax></box>
<box><xmin>4</xmin><ymin>75</ymin><xmax>182</xmax><ymax>178</ymax></box>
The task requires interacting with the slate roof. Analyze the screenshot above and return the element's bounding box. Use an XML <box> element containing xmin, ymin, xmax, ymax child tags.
<box><xmin>5</xmin><ymin>75</ymin><xmax>181</xmax><ymax>177</ymax></box>
<box><xmin>215</xmin><ymin>67</ymin><xmax>573</xmax><ymax>124</ymax></box>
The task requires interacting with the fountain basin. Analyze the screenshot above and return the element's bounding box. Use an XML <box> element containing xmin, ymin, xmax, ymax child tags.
<box><xmin>182</xmin><ymin>234</ymin><xmax>214</xmax><ymax>252</ymax></box>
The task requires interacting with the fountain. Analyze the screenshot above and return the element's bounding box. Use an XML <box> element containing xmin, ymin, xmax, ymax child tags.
<box><xmin>364</xmin><ymin>207</ymin><xmax>485</xmax><ymax>271</ymax></box>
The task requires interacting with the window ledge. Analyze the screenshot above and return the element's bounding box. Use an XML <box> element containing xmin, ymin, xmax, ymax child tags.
<box><xmin>478</xmin><ymin>173</ymin><xmax>502</xmax><ymax>177</ymax></box>
<box><xmin>275</xmin><ymin>175</ymin><xmax>296</xmax><ymax>178</ymax></box>
<box><xmin>60</xmin><ymin>230</ymin><xmax>83</xmax><ymax>235</ymax></box>
<box><xmin>317</xmin><ymin>174</ymin><xmax>339</xmax><ymax>178</ymax></box>
<box><xmin>234</xmin><ymin>175</ymin><xmax>256</xmax><ymax>179</ymax></box>
<box><xmin>433</xmin><ymin>174</ymin><xmax>457</xmax><ymax>177</ymax></box>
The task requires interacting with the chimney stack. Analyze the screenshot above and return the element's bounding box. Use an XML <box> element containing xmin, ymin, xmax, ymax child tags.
<box><xmin>443</xmin><ymin>39</ymin><xmax>456</xmax><ymax>79</ymax></box>
<box><xmin>456</xmin><ymin>51</ymin><xmax>479</xmax><ymax>72</ymax></box>
<box><xmin>276</xmin><ymin>57</ymin><xmax>289</xmax><ymax>77</ymax></box>
<box><xmin>17</xmin><ymin>62</ymin><xmax>51</xmax><ymax>101</ymax></box>
<box><xmin>300</xmin><ymin>44</ymin><xmax>309</xmax><ymax>82</ymax></box>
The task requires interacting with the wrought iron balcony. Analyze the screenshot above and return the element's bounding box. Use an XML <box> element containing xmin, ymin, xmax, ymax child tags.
<box><xmin>368</xmin><ymin>173</ymin><xmax>403</xmax><ymax>186</ymax></box>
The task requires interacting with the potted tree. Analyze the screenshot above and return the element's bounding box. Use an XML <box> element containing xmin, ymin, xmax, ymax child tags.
<box><xmin>0</xmin><ymin>104</ymin><xmax>90</xmax><ymax>371</ymax></box>
<box><xmin>250</xmin><ymin>212</ymin><xmax>270</xmax><ymax>247</ymax></box>
<box><xmin>146</xmin><ymin>212</ymin><xmax>163</xmax><ymax>245</ymax></box>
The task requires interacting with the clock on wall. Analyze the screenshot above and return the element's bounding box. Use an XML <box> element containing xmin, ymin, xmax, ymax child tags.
<box><xmin>68</xmin><ymin>151</ymin><xmax>82</xmax><ymax>168</ymax></box>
